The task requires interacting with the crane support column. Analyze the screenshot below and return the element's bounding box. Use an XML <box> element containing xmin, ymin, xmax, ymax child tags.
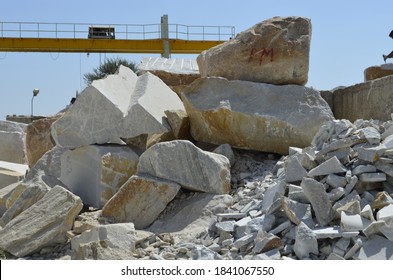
<box><xmin>161</xmin><ymin>14</ymin><xmax>170</xmax><ymax>58</ymax></box>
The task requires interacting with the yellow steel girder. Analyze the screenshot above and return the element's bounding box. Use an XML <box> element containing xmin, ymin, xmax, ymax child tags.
<box><xmin>0</xmin><ymin>37</ymin><xmax>224</xmax><ymax>54</ymax></box>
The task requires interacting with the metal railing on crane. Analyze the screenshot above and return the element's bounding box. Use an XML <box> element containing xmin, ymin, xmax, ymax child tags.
<box><xmin>0</xmin><ymin>15</ymin><xmax>235</xmax><ymax>56</ymax></box>
<box><xmin>0</xmin><ymin>21</ymin><xmax>235</xmax><ymax>41</ymax></box>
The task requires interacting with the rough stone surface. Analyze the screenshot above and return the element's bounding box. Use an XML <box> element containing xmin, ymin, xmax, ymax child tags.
<box><xmin>102</xmin><ymin>175</ymin><xmax>180</xmax><ymax>229</ymax></box>
<box><xmin>0</xmin><ymin>186</ymin><xmax>82</xmax><ymax>257</ymax></box>
<box><xmin>0</xmin><ymin>183</ymin><xmax>18</xmax><ymax>216</ymax></box>
<box><xmin>308</xmin><ymin>156</ymin><xmax>346</xmax><ymax>177</ymax></box>
<box><xmin>137</xmin><ymin>57</ymin><xmax>200</xmax><ymax>90</ymax></box>
<box><xmin>182</xmin><ymin>77</ymin><xmax>334</xmax><ymax>155</ymax></box>
<box><xmin>164</xmin><ymin>109</ymin><xmax>191</xmax><ymax>140</ymax></box>
<box><xmin>340</xmin><ymin>212</ymin><xmax>371</xmax><ymax>231</ymax></box>
<box><xmin>281</xmin><ymin>197</ymin><xmax>313</xmax><ymax>227</ymax></box>
<box><xmin>137</xmin><ymin>140</ymin><xmax>231</xmax><ymax>194</ymax></box>
<box><xmin>284</xmin><ymin>156</ymin><xmax>308</xmax><ymax>183</ymax></box>
<box><xmin>354</xmin><ymin>235</ymin><xmax>393</xmax><ymax>260</ymax></box>
<box><xmin>59</xmin><ymin>145</ymin><xmax>139</xmax><ymax>208</ymax></box>
<box><xmin>364</xmin><ymin>64</ymin><xmax>393</xmax><ymax>81</ymax></box>
<box><xmin>71</xmin><ymin>223</ymin><xmax>136</xmax><ymax>260</ymax></box>
<box><xmin>0</xmin><ymin>160</ymin><xmax>26</xmax><ymax>189</ymax></box>
<box><xmin>0</xmin><ymin>176</ymin><xmax>50</xmax><ymax>227</ymax></box>
<box><xmin>25</xmin><ymin>145</ymin><xmax>138</xmax><ymax>208</ymax></box>
<box><xmin>197</xmin><ymin>16</ymin><xmax>311</xmax><ymax>85</ymax></box>
<box><xmin>148</xmin><ymin>193</ymin><xmax>233</xmax><ymax>242</ymax></box>
<box><xmin>51</xmin><ymin>66</ymin><xmax>185</xmax><ymax>148</ymax></box>
<box><xmin>294</xmin><ymin>222</ymin><xmax>318</xmax><ymax>259</ymax></box>
<box><xmin>0</xmin><ymin>121</ymin><xmax>26</xmax><ymax>164</ymax></box>
<box><xmin>213</xmin><ymin>144</ymin><xmax>236</xmax><ymax>167</ymax></box>
<box><xmin>301</xmin><ymin>177</ymin><xmax>335</xmax><ymax>226</ymax></box>
<box><xmin>25</xmin><ymin>116</ymin><xmax>58</xmax><ymax>168</ymax></box>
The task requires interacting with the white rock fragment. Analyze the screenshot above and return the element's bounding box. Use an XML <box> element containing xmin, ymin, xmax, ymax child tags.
<box><xmin>71</xmin><ymin>223</ymin><xmax>137</xmax><ymax>259</ymax></box>
<box><xmin>71</xmin><ymin>223</ymin><xmax>136</xmax><ymax>251</ymax></box>
<box><xmin>287</xmin><ymin>184</ymin><xmax>309</xmax><ymax>203</ymax></box>
<box><xmin>358</xmin><ymin>172</ymin><xmax>386</xmax><ymax>182</ymax></box>
<box><xmin>245</xmin><ymin>215</ymin><xmax>275</xmax><ymax>234</ymax></box>
<box><xmin>376</xmin><ymin>204</ymin><xmax>393</xmax><ymax>222</ymax></box>
<box><xmin>375</xmin><ymin>161</ymin><xmax>393</xmax><ymax>177</ymax></box>
<box><xmin>328</xmin><ymin>187</ymin><xmax>345</xmax><ymax>202</ymax></box>
<box><xmin>197</xmin><ymin>16</ymin><xmax>311</xmax><ymax>85</ymax></box>
<box><xmin>0</xmin><ymin>177</ymin><xmax>50</xmax><ymax>227</ymax></box>
<box><xmin>253</xmin><ymin>233</ymin><xmax>283</xmax><ymax>254</ymax></box>
<box><xmin>215</xmin><ymin>220</ymin><xmax>236</xmax><ymax>233</ymax></box>
<box><xmin>352</xmin><ymin>164</ymin><xmax>377</xmax><ymax>176</ymax></box>
<box><xmin>362</xmin><ymin>220</ymin><xmax>386</xmax><ymax>238</ymax></box>
<box><xmin>0</xmin><ymin>186</ymin><xmax>82</xmax><ymax>257</ymax></box>
<box><xmin>344</xmin><ymin>238</ymin><xmax>363</xmax><ymax>259</ymax></box>
<box><xmin>312</xmin><ymin>227</ymin><xmax>359</xmax><ymax>239</ymax></box>
<box><xmin>340</xmin><ymin>212</ymin><xmax>372</xmax><ymax>231</ymax></box>
<box><xmin>233</xmin><ymin>234</ymin><xmax>255</xmax><ymax>249</ymax></box>
<box><xmin>379</xmin><ymin>219</ymin><xmax>393</xmax><ymax>241</ymax></box>
<box><xmin>294</xmin><ymin>222</ymin><xmax>318</xmax><ymax>259</ymax></box>
<box><xmin>0</xmin><ymin>121</ymin><xmax>26</xmax><ymax>164</ymax></box>
<box><xmin>0</xmin><ymin>183</ymin><xmax>19</xmax><ymax>216</ymax></box>
<box><xmin>359</xmin><ymin>127</ymin><xmax>381</xmax><ymax>145</ymax></box>
<box><xmin>186</xmin><ymin>244</ymin><xmax>223</xmax><ymax>260</ymax></box>
<box><xmin>102</xmin><ymin>175</ymin><xmax>180</xmax><ymax>229</ymax></box>
<box><xmin>60</xmin><ymin>145</ymin><xmax>139</xmax><ymax>208</ymax></box>
<box><xmin>326</xmin><ymin>174</ymin><xmax>347</xmax><ymax>188</ymax></box>
<box><xmin>360</xmin><ymin>204</ymin><xmax>375</xmax><ymax>221</ymax></box>
<box><xmin>234</xmin><ymin>216</ymin><xmax>252</xmax><ymax>238</ymax></box>
<box><xmin>261</xmin><ymin>180</ymin><xmax>286</xmax><ymax>213</ymax></box>
<box><xmin>308</xmin><ymin>156</ymin><xmax>346</xmax><ymax>177</ymax></box>
<box><xmin>281</xmin><ymin>197</ymin><xmax>313</xmax><ymax>228</ymax></box>
<box><xmin>381</xmin><ymin>134</ymin><xmax>393</xmax><ymax>149</ymax></box>
<box><xmin>137</xmin><ymin>140</ymin><xmax>231</xmax><ymax>194</ymax></box>
<box><xmin>301</xmin><ymin>177</ymin><xmax>335</xmax><ymax>226</ymax></box>
<box><xmin>357</xmin><ymin>146</ymin><xmax>382</xmax><ymax>162</ymax></box>
<box><xmin>354</xmin><ymin>235</ymin><xmax>393</xmax><ymax>260</ymax></box>
<box><xmin>182</xmin><ymin>77</ymin><xmax>333</xmax><ymax>155</ymax></box>
<box><xmin>52</xmin><ymin>67</ymin><xmax>185</xmax><ymax>148</ymax></box>
<box><xmin>213</xmin><ymin>144</ymin><xmax>235</xmax><ymax>167</ymax></box>
<box><xmin>269</xmin><ymin>220</ymin><xmax>292</xmax><ymax>235</ymax></box>
<box><xmin>284</xmin><ymin>156</ymin><xmax>308</xmax><ymax>183</ymax></box>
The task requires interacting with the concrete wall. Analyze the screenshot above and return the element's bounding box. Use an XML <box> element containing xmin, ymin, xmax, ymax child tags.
<box><xmin>322</xmin><ymin>75</ymin><xmax>393</xmax><ymax>122</ymax></box>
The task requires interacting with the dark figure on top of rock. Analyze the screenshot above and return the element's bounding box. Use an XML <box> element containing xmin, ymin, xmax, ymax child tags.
<box><xmin>383</xmin><ymin>30</ymin><xmax>393</xmax><ymax>63</ymax></box>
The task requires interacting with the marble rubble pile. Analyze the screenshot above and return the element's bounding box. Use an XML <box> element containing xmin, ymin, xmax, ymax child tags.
<box><xmin>121</xmin><ymin>118</ymin><xmax>393</xmax><ymax>260</ymax></box>
<box><xmin>206</xmin><ymin>118</ymin><xmax>393</xmax><ymax>260</ymax></box>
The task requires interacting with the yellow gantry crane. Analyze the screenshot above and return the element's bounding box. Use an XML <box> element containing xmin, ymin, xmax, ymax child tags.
<box><xmin>0</xmin><ymin>15</ymin><xmax>235</xmax><ymax>57</ymax></box>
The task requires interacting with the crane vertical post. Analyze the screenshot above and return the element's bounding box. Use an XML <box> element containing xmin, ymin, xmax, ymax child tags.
<box><xmin>161</xmin><ymin>14</ymin><xmax>170</xmax><ymax>58</ymax></box>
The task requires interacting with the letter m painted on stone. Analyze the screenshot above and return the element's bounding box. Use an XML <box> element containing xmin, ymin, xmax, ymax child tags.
<box><xmin>248</xmin><ymin>47</ymin><xmax>274</xmax><ymax>65</ymax></box>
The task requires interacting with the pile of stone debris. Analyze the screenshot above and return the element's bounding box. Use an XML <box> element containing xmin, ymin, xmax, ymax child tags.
<box><xmin>199</xmin><ymin>118</ymin><xmax>393</xmax><ymax>260</ymax></box>
<box><xmin>115</xmin><ymin>118</ymin><xmax>393</xmax><ymax>260</ymax></box>
<box><xmin>3</xmin><ymin>117</ymin><xmax>393</xmax><ymax>260</ymax></box>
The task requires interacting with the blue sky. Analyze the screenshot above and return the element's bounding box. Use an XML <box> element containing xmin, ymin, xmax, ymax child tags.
<box><xmin>1</xmin><ymin>0</ymin><xmax>392</xmax><ymax>119</ymax></box>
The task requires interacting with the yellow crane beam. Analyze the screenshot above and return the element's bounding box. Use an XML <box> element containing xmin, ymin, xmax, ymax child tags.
<box><xmin>0</xmin><ymin>37</ymin><xmax>223</xmax><ymax>54</ymax></box>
